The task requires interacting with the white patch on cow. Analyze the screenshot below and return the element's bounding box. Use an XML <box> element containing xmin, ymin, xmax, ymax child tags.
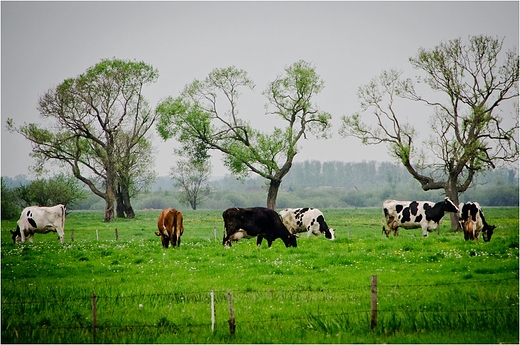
<box><xmin>382</xmin><ymin>198</ymin><xmax>458</xmax><ymax>238</ymax></box>
<box><xmin>225</xmin><ymin>229</ymin><xmax>254</xmax><ymax>246</ymax></box>
<box><xmin>280</xmin><ymin>208</ymin><xmax>335</xmax><ymax>240</ymax></box>
<box><xmin>15</xmin><ymin>205</ymin><xmax>66</xmax><ymax>244</ymax></box>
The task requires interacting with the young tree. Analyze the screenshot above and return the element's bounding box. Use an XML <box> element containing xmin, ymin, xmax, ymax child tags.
<box><xmin>156</xmin><ymin>60</ymin><xmax>332</xmax><ymax>209</ymax></box>
<box><xmin>8</xmin><ymin>58</ymin><xmax>158</xmax><ymax>221</ymax></box>
<box><xmin>14</xmin><ymin>174</ymin><xmax>87</xmax><ymax>208</ymax></box>
<box><xmin>340</xmin><ymin>35</ymin><xmax>519</xmax><ymax>229</ymax></box>
<box><xmin>171</xmin><ymin>159</ymin><xmax>213</xmax><ymax>210</ymax></box>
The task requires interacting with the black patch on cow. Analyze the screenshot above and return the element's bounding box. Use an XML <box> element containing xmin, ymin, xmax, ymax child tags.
<box><xmin>28</xmin><ymin>218</ymin><xmax>37</xmax><ymax>228</ymax></box>
<box><xmin>297</xmin><ymin>208</ymin><xmax>309</xmax><ymax>216</ymax></box>
<box><xmin>316</xmin><ymin>215</ymin><xmax>333</xmax><ymax>239</ymax></box>
<box><xmin>414</xmin><ymin>214</ymin><xmax>423</xmax><ymax>223</ymax></box>
<box><xmin>409</xmin><ymin>201</ymin><xmax>419</xmax><ymax>216</ymax></box>
<box><xmin>424</xmin><ymin>201</ymin><xmax>445</xmax><ymax>223</ymax></box>
<box><xmin>395</xmin><ymin>204</ymin><xmax>403</xmax><ymax>213</ymax></box>
<box><xmin>461</xmin><ymin>203</ymin><xmax>478</xmax><ymax>222</ymax></box>
<box><xmin>400</xmin><ymin>207</ymin><xmax>411</xmax><ymax>223</ymax></box>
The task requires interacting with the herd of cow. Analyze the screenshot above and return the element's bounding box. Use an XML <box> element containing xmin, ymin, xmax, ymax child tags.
<box><xmin>9</xmin><ymin>198</ymin><xmax>496</xmax><ymax>247</ymax></box>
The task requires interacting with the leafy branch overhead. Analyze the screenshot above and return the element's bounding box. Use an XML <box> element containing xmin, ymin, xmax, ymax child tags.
<box><xmin>156</xmin><ymin>60</ymin><xmax>332</xmax><ymax>209</ymax></box>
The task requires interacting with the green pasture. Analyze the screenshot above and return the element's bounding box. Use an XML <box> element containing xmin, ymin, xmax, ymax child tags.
<box><xmin>1</xmin><ymin>207</ymin><xmax>518</xmax><ymax>343</ymax></box>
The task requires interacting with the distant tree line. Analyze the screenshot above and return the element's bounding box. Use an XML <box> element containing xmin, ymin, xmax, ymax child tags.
<box><xmin>2</xmin><ymin>160</ymin><xmax>517</xmax><ymax>219</ymax></box>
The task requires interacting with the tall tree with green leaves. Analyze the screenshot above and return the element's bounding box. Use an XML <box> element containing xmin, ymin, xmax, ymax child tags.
<box><xmin>7</xmin><ymin>58</ymin><xmax>159</xmax><ymax>221</ymax></box>
<box><xmin>340</xmin><ymin>35</ymin><xmax>519</xmax><ymax>229</ymax></box>
<box><xmin>156</xmin><ymin>60</ymin><xmax>332</xmax><ymax>209</ymax></box>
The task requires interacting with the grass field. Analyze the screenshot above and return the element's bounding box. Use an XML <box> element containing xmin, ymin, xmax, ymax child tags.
<box><xmin>1</xmin><ymin>207</ymin><xmax>518</xmax><ymax>343</ymax></box>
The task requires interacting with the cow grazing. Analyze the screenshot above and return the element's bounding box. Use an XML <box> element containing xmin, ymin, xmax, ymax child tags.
<box><xmin>222</xmin><ymin>207</ymin><xmax>297</xmax><ymax>248</ymax></box>
<box><xmin>279</xmin><ymin>208</ymin><xmax>335</xmax><ymax>240</ymax></box>
<box><xmin>382</xmin><ymin>198</ymin><xmax>459</xmax><ymax>237</ymax></box>
<box><xmin>155</xmin><ymin>208</ymin><xmax>184</xmax><ymax>248</ymax></box>
<box><xmin>10</xmin><ymin>205</ymin><xmax>66</xmax><ymax>244</ymax></box>
<box><xmin>458</xmin><ymin>202</ymin><xmax>496</xmax><ymax>242</ymax></box>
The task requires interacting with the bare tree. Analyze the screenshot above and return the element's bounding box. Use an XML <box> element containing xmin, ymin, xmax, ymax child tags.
<box><xmin>171</xmin><ymin>159</ymin><xmax>213</xmax><ymax>210</ymax></box>
<box><xmin>340</xmin><ymin>35</ymin><xmax>519</xmax><ymax>229</ymax></box>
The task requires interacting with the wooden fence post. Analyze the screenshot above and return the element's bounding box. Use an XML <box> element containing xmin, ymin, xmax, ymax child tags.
<box><xmin>227</xmin><ymin>291</ymin><xmax>235</xmax><ymax>335</ymax></box>
<box><xmin>371</xmin><ymin>275</ymin><xmax>377</xmax><ymax>330</ymax></box>
<box><xmin>96</xmin><ymin>229</ymin><xmax>99</xmax><ymax>241</ymax></box>
<box><xmin>115</xmin><ymin>228</ymin><xmax>119</xmax><ymax>241</ymax></box>
<box><xmin>213</xmin><ymin>226</ymin><xmax>217</xmax><ymax>241</ymax></box>
<box><xmin>210</xmin><ymin>290</ymin><xmax>215</xmax><ymax>332</ymax></box>
<box><xmin>91</xmin><ymin>292</ymin><xmax>97</xmax><ymax>338</ymax></box>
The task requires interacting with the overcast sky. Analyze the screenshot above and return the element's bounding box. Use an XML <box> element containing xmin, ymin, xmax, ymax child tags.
<box><xmin>2</xmin><ymin>1</ymin><xmax>518</xmax><ymax>178</ymax></box>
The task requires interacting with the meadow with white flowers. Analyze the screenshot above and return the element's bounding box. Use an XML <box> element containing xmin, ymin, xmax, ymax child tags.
<box><xmin>1</xmin><ymin>207</ymin><xmax>518</xmax><ymax>343</ymax></box>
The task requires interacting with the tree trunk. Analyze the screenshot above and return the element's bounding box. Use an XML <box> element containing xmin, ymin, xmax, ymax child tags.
<box><xmin>116</xmin><ymin>183</ymin><xmax>135</xmax><ymax>219</ymax></box>
<box><xmin>266</xmin><ymin>179</ymin><xmax>281</xmax><ymax>210</ymax></box>
<box><xmin>116</xmin><ymin>197</ymin><xmax>126</xmax><ymax>218</ymax></box>
<box><xmin>104</xmin><ymin>155</ymin><xmax>117</xmax><ymax>222</ymax></box>
<box><xmin>104</xmin><ymin>192</ymin><xmax>115</xmax><ymax>222</ymax></box>
<box><xmin>445</xmin><ymin>176</ymin><xmax>461</xmax><ymax>231</ymax></box>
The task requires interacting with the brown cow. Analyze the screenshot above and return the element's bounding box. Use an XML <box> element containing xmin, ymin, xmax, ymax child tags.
<box><xmin>155</xmin><ymin>208</ymin><xmax>184</xmax><ymax>248</ymax></box>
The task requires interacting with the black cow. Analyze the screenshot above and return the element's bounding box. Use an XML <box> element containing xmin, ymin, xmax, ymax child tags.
<box><xmin>222</xmin><ymin>207</ymin><xmax>297</xmax><ymax>248</ymax></box>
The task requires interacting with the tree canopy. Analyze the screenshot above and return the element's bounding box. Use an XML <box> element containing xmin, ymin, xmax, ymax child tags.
<box><xmin>8</xmin><ymin>58</ymin><xmax>158</xmax><ymax>221</ymax></box>
<box><xmin>156</xmin><ymin>60</ymin><xmax>332</xmax><ymax>209</ymax></box>
<box><xmin>340</xmin><ymin>35</ymin><xmax>519</xmax><ymax>228</ymax></box>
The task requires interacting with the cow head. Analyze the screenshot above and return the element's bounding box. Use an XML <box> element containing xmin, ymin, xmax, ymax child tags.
<box><xmin>155</xmin><ymin>230</ymin><xmax>170</xmax><ymax>248</ymax></box>
<box><xmin>324</xmin><ymin>228</ymin><xmax>335</xmax><ymax>240</ymax></box>
<box><xmin>282</xmin><ymin>233</ymin><xmax>298</xmax><ymax>248</ymax></box>
<box><xmin>443</xmin><ymin>197</ymin><xmax>459</xmax><ymax>213</ymax></box>
<box><xmin>10</xmin><ymin>228</ymin><xmax>21</xmax><ymax>244</ymax></box>
<box><xmin>482</xmin><ymin>225</ymin><xmax>496</xmax><ymax>242</ymax></box>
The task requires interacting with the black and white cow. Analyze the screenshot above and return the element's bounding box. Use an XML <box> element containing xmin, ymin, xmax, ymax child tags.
<box><xmin>10</xmin><ymin>205</ymin><xmax>66</xmax><ymax>244</ymax></box>
<box><xmin>382</xmin><ymin>198</ymin><xmax>458</xmax><ymax>237</ymax></box>
<box><xmin>279</xmin><ymin>208</ymin><xmax>335</xmax><ymax>239</ymax></box>
<box><xmin>458</xmin><ymin>202</ymin><xmax>496</xmax><ymax>242</ymax></box>
<box><xmin>222</xmin><ymin>207</ymin><xmax>297</xmax><ymax>248</ymax></box>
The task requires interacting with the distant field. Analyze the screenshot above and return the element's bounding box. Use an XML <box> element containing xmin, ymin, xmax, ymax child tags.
<box><xmin>1</xmin><ymin>207</ymin><xmax>518</xmax><ymax>343</ymax></box>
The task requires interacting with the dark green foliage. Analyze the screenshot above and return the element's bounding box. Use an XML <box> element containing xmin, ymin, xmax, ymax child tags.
<box><xmin>1</xmin><ymin>178</ymin><xmax>20</xmax><ymax>220</ymax></box>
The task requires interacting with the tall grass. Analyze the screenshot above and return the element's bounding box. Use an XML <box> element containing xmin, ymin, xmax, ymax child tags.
<box><xmin>1</xmin><ymin>207</ymin><xmax>518</xmax><ymax>343</ymax></box>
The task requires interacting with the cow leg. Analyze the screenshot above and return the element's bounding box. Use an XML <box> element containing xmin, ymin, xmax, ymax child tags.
<box><xmin>29</xmin><ymin>233</ymin><xmax>35</xmax><ymax>243</ymax></box>
<box><xmin>256</xmin><ymin>235</ymin><xmax>264</xmax><ymax>247</ymax></box>
<box><xmin>421</xmin><ymin>226</ymin><xmax>428</xmax><ymax>238</ymax></box>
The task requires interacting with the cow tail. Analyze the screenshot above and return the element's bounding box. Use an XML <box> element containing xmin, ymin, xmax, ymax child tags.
<box><xmin>177</xmin><ymin>212</ymin><xmax>184</xmax><ymax>236</ymax></box>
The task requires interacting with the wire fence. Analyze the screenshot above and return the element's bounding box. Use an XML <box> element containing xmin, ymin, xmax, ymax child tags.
<box><xmin>2</xmin><ymin>276</ymin><xmax>518</xmax><ymax>341</ymax></box>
